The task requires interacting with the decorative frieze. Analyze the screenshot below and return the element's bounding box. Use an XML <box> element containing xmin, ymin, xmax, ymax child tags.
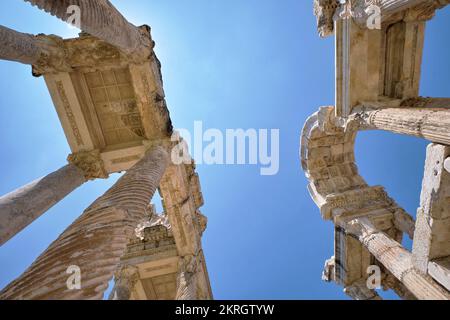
<box><xmin>56</xmin><ymin>80</ymin><xmax>85</xmax><ymax>146</ymax></box>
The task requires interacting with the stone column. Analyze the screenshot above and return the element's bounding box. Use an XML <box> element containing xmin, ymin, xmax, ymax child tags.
<box><xmin>0</xmin><ymin>25</ymin><xmax>41</xmax><ymax>65</ymax></box>
<box><xmin>346</xmin><ymin>217</ymin><xmax>450</xmax><ymax>300</ymax></box>
<box><xmin>108</xmin><ymin>265</ymin><xmax>140</xmax><ymax>300</ymax></box>
<box><xmin>0</xmin><ymin>164</ymin><xmax>86</xmax><ymax>246</ymax></box>
<box><xmin>24</xmin><ymin>0</ymin><xmax>150</xmax><ymax>53</ymax></box>
<box><xmin>0</xmin><ymin>146</ymin><xmax>169</xmax><ymax>300</ymax></box>
<box><xmin>356</xmin><ymin>107</ymin><xmax>450</xmax><ymax>145</ymax></box>
<box><xmin>382</xmin><ymin>274</ymin><xmax>417</xmax><ymax>300</ymax></box>
<box><xmin>0</xmin><ymin>24</ymin><xmax>71</xmax><ymax>74</ymax></box>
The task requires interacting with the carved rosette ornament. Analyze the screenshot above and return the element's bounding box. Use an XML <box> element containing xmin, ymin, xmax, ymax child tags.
<box><xmin>67</xmin><ymin>149</ymin><xmax>109</xmax><ymax>180</ymax></box>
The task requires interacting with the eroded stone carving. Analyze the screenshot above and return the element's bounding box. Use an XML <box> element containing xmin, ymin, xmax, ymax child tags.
<box><xmin>67</xmin><ymin>149</ymin><xmax>109</xmax><ymax>180</ymax></box>
<box><xmin>313</xmin><ymin>0</ymin><xmax>340</xmax><ymax>37</ymax></box>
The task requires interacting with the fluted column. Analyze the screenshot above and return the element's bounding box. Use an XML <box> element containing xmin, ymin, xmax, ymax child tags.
<box><xmin>357</xmin><ymin>107</ymin><xmax>450</xmax><ymax>145</ymax></box>
<box><xmin>0</xmin><ymin>25</ymin><xmax>41</xmax><ymax>65</ymax></box>
<box><xmin>382</xmin><ymin>274</ymin><xmax>417</xmax><ymax>300</ymax></box>
<box><xmin>346</xmin><ymin>217</ymin><xmax>450</xmax><ymax>300</ymax></box>
<box><xmin>24</xmin><ymin>0</ymin><xmax>151</xmax><ymax>53</ymax></box>
<box><xmin>0</xmin><ymin>146</ymin><xmax>169</xmax><ymax>300</ymax></box>
<box><xmin>0</xmin><ymin>164</ymin><xmax>86</xmax><ymax>246</ymax></box>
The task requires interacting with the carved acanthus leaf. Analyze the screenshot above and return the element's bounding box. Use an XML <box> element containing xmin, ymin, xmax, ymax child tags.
<box><xmin>67</xmin><ymin>149</ymin><xmax>108</xmax><ymax>180</ymax></box>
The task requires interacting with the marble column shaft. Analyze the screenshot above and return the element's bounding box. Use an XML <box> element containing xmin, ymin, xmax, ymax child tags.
<box><xmin>361</xmin><ymin>107</ymin><xmax>450</xmax><ymax>145</ymax></box>
<box><xmin>0</xmin><ymin>146</ymin><xmax>169</xmax><ymax>300</ymax></box>
<box><xmin>0</xmin><ymin>164</ymin><xmax>86</xmax><ymax>246</ymax></box>
<box><xmin>347</xmin><ymin>218</ymin><xmax>450</xmax><ymax>300</ymax></box>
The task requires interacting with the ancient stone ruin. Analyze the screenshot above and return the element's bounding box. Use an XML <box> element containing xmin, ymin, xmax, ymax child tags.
<box><xmin>0</xmin><ymin>0</ymin><xmax>211</xmax><ymax>300</ymax></box>
<box><xmin>302</xmin><ymin>0</ymin><xmax>450</xmax><ymax>299</ymax></box>
<box><xmin>0</xmin><ymin>0</ymin><xmax>449</xmax><ymax>300</ymax></box>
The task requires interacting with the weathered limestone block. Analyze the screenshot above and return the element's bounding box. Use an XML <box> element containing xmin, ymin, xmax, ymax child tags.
<box><xmin>159</xmin><ymin>162</ymin><xmax>206</xmax><ymax>257</ymax></box>
<box><xmin>0</xmin><ymin>164</ymin><xmax>86</xmax><ymax>246</ymax></box>
<box><xmin>393</xmin><ymin>209</ymin><xmax>415</xmax><ymax>239</ymax></box>
<box><xmin>0</xmin><ymin>146</ymin><xmax>169</xmax><ymax>300</ymax></box>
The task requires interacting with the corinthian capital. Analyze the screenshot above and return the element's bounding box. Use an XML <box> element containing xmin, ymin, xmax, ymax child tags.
<box><xmin>67</xmin><ymin>149</ymin><xmax>109</xmax><ymax>180</ymax></box>
<box><xmin>32</xmin><ymin>34</ymin><xmax>72</xmax><ymax>76</ymax></box>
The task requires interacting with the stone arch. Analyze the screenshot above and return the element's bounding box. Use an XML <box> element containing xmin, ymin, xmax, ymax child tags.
<box><xmin>301</xmin><ymin>106</ymin><xmax>413</xmax><ymax>230</ymax></box>
<box><xmin>300</xmin><ymin>106</ymin><xmax>416</xmax><ymax>298</ymax></box>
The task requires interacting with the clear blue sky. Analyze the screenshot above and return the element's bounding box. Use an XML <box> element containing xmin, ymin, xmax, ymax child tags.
<box><xmin>0</xmin><ymin>1</ymin><xmax>449</xmax><ymax>299</ymax></box>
